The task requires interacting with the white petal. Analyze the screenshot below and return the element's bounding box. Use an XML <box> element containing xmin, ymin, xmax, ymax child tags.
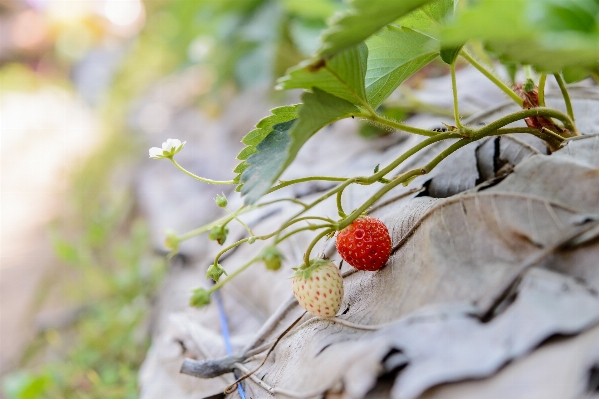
<box><xmin>162</xmin><ymin>139</ymin><xmax>173</xmax><ymax>151</ymax></box>
<box><xmin>149</xmin><ymin>147</ymin><xmax>163</xmax><ymax>158</ymax></box>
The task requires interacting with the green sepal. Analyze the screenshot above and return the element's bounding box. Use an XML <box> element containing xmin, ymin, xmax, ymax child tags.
<box><xmin>294</xmin><ymin>258</ymin><xmax>333</xmax><ymax>280</ymax></box>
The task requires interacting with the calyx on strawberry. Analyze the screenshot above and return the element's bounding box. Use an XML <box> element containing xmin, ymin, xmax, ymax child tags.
<box><xmin>336</xmin><ymin>216</ymin><xmax>392</xmax><ymax>271</ymax></box>
<box><xmin>291</xmin><ymin>259</ymin><xmax>343</xmax><ymax>317</ymax></box>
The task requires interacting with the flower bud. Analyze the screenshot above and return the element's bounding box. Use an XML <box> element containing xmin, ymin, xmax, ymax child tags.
<box><xmin>215</xmin><ymin>193</ymin><xmax>228</xmax><ymax>208</ymax></box>
<box><xmin>190</xmin><ymin>288</ymin><xmax>211</xmax><ymax>308</ymax></box>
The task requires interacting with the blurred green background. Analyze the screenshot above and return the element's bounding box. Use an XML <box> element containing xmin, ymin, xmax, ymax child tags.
<box><xmin>0</xmin><ymin>0</ymin><xmax>339</xmax><ymax>397</ymax></box>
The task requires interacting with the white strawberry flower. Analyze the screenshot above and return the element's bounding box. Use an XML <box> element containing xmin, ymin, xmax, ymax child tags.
<box><xmin>148</xmin><ymin>138</ymin><xmax>186</xmax><ymax>159</ymax></box>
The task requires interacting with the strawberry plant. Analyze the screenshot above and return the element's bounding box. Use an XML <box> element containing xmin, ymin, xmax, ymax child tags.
<box><xmin>149</xmin><ymin>0</ymin><xmax>598</xmax><ymax>316</ymax></box>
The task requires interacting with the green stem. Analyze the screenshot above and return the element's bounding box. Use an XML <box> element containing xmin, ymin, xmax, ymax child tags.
<box><xmin>336</xmin><ymin>190</ymin><xmax>346</xmax><ymax>218</ymax></box>
<box><xmin>361</xmin><ymin>132</ymin><xmax>462</xmax><ymax>184</ymax></box>
<box><xmin>225</xmin><ymin>207</ymin><xmax>254</xmax><ymax>236</ymax></box>
<box><xmin>450</xmin><ymin>62</ymin><xmax>463</xmax><ymax>129</ymax></box>
<box><xmin>358</xmin><ymin>112</ymin><xmax>440</xmax><ymax>137</ymax></box>
<box><xmin>460</xmin><ymin>50</ymin><xmax>524</xmax><ymax>107</ymax></box>
<box><xmin>178</xmin><ymin>209</ymin><xmax>248</xmax><ymax>241</ymax></box>
<box><xmin>259</xmin><ymin>197</ymin><xmax>309</xmax><ymax>209</ymax></box>
<box><xmin>340</xmin><ymin>139</ymin><xmax>473</xmax><ymax>229</ymax></box>
<box><xmin>209</xmin><ymin>256</ymin><xmax>259</xmax><ymax>293</ymax></box>
<box><xmin>275</xmin><ymin>224</ymin><xmax>332</xmax><ymax>244</ymax></box>
<box><xmin>538</xmin><ymin>73</ymin><xmax>547</xmax><ymax>107</ymax></box>
<box><xmin>472</xmin><ymin>107</ymin><xmax>578</xmax><ymax>139</ymax></box>
<box><xmin>275</xmin><ymin>216</ymin><xmax>336</xmax><ymax>241</ymax></box>
<box><xmin>169</xmin><ymin>158</ymin><xmax>235</xmax><ymax>185</ymax></box>
<box><xmin>266</xmin><ymin>176</ymin><xmax>348</xmax><ymax>194</ymax></box>
<box><xmin>303</xmin><ymin>229</ymin><xmax>334</xmax><ymax>267</ymax></box>
<box><xmin>553</xmin><ymin>73</ymin><xmax>575</xmax><ymax>124</ymax></box>
<box><xmin>213</xmin><ymin>231</ymin><xmax>278</xmax><ymax>266</ymax></box>
<box><xmin>495</xmin><ymin>127</ymin><xmax>564</xmax><ymax>146</ymax></box>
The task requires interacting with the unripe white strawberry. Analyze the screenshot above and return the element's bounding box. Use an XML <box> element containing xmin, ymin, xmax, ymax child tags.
<box><xmin>291</xmin><ymin>260</ymin><xmax>344</xmax><ymax>317</ymax></box>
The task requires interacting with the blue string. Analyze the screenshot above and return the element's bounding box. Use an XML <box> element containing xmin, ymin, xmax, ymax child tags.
<box><xmin>214</xmin><ymin>290</ymin><xmax>247</xmax><ymax>399</ymax></box>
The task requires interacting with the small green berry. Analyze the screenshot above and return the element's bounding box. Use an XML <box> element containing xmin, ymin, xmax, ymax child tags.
<box><xmin>164</xmin><ymin>229</ymin><xmax>180</xmax><ymax>252</ymax></box>
<box><xmin>248</xmin><ymin>236</ymin><xmax>256</xmax><ymax>244</ymax></box>
<box><xmin>190</xmin><ymin>287</ymin><xmax>211</xmax><ymax>308</ymax></box>
<box><xmin>215</xmin><ymin>193</ymin><xmax>228</xmax><ymax>208</ymax></box>
<box><xmin>206</xmin><ymin>263</ymin><xmax>227</xmax><ymax>282</ymax></box>
<box><xmin>209</xmin><ymin>225</ymin><xmax>229</xmax><ymax>245</ymax></box>
<box><xmin>260</xmin><ymin>246</ymin><xmax>285</xmax><ymax>271</ymax></box>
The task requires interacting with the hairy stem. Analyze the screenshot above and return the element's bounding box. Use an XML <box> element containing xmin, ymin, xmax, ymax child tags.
<box><xmin>460</xmin><ymin>51</ymin><xmax>524</xmax><ymax>107</ymax></box>
<box><xmin>358</xmin><ymin>112</ymin><xmax>440</xmax><ymax>137</ymax></box>
<box><xmin>169</xmin><ymin>158</ymin><xmax>235</xmax><ymax>185</ymax></box>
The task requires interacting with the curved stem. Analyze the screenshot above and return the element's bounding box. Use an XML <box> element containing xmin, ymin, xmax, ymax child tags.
<box><xmin>472</xmin><ymin>107</ymin><xmax>578</xmax><ymax>139</ymax></box>
<box><xmin>275</xmin><ymin>216</ymin><xmax>336</xmax><ymax>242</ymax></box>
<box><xmin>169</xmin><ymin>158</ymin><xmax>235</xmax><ymax>185</ymax></box>
<box><xmin>225</xmin><ymin>207</ymin><xmax>254</xmax><ymax>236</ymax></box>
<box><xmin>258</xmin><ymin>197</ymin><xmax>309</xmax><ymax>209</ymax></box>
<box><xmin>538</xmin><ymin>73</ymin><xmax>547</xmax><ymax>107</ymax></box>
<box><xmin>209</xmin><ymin>257</ymin><xmax>259</xmax><ymax>293</ymax></box>
<box><xmin>275</xmin><ymin>224</ymin><xmax>333</xmax><ymax>244</ymax></box>
<box><xmin>363</xmin><ymin>132</ymin><xmax>462</xmax><ymax>184</ymax></box>
<box><xmin>336</xmin><ymin>190</ymin><xmax>346</xmax><ymax>218</ymax></box>
<box><xmin>450</xmin><ymin>62</ymin><xmax>463</xmax><ymax>129</ymax></box>
<box><xmin>495</xmin><ymin>127</ymin><xmax>564</xmax><ymax>147</ymax></box>
<box><xmin>553</xmin><ymin>73</ymin><xmax>575</xmax><ymax>124</ymax></box>
<box><xmin>303</xmin><ymin>229</ymin><xmax>334</xmax><ymax>266</ymax></box>
<box><xmin>266</xmin><ymin>176</ymin><xmax>348</xmax><ymax>194</ymax></box>
<box><xmin>460</xmin><ymin>50</ymin><xmax>524</xmax><ymax>107</ymax></box>
<box><xmin>213</xmin><ymin>231</ymin><xmax>278</xmax><ymax>266</ymax></box>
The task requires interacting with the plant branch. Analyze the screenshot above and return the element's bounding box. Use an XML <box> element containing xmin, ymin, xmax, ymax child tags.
<box><xmin>538</xmin><ymin>73</ymin><xmax>547</xmax><ymax>107</ymax></box>
<box><xmin>169</xmin><ymin>158</ymin><xmax>235</xmax><ymax>185</ymax></box>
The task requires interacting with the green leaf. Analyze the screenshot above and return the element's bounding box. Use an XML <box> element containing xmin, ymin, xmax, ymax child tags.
<box><xmin>276</xmin><ymin>43</ymin><xmax>368</xmax><ymax>105</ymax></box>
<box><xmin>440</xmin><ymin>43</ymin><xmax>464</xmax><ymax>64</ymax></box>
<box><xmin>398</xmin><ymin>0</ymin><xmax>455</xmax><ymax>37</ymax></box>
<box><xmin>318</xmin><ymin>0</ymin><xmax>437</xmax><ymax>57</ymax></box>
<box><xmin>239</xmin><ymin>89</ymin><xmax>358</xmax><ymax>204</ymax></box>
<box><xmin>442</xmin><ymin>0</ymin><xmax>599</xmax><ymax>72</ymax></box>
<box><xmin>562</xmin><ymin>65</ymin><xmax>596</xmax><ymax>83</ymax></box>
<box><xmin>365</xmin><ymin>26</ymin><xmax>439</xmax><ymax>107</ymax></box>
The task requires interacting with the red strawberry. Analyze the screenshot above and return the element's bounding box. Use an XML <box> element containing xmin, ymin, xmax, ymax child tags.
<box><xmin>336</xmin><ymin>216</ymin><xmax>392</xmax><ymax>271</ymax></box>
<box><xmin>291</xmin><ymin>260</ymin><xmax>343</xmax><ymax>317</ymax></box>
